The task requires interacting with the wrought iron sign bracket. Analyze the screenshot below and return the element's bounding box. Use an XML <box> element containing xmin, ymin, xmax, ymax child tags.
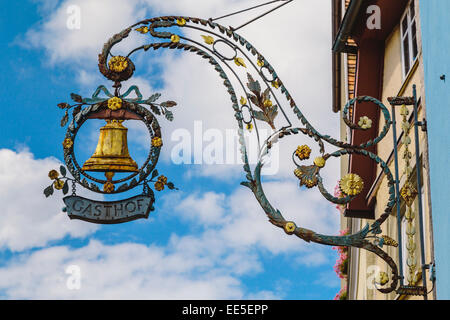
<box><xmin>42</xmin><ymin>13</ymin><xmax>435</xmax><ymax>296</ymax></box>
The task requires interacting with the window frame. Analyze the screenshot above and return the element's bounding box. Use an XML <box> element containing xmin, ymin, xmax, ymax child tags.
<box><xmin>400</xmin><ymin>0</ymin><xmax>419</xmax><ymax>79</ymax></box>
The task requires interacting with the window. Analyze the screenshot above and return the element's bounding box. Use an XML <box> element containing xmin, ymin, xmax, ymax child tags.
<box><xmin>401</xmin><ymin>0</ymin><xmax>419</xmax><ymax>77</ymax></box>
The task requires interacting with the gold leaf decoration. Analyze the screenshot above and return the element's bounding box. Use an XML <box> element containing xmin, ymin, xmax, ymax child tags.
<box><xmin>177</xmin><ymin>18</ymin><xmax>186</xmax><ymax>26</ymax></box>
<box><xmin>201</xmin><ymin>35</ymin><xmax>214</xmax><ymax>45</ymax></box>
<box><xmin>400</xmin><ymin>182</ymin><xmax>418</xmax><ymax>206</ymax></box>
<box><xmin>294</xmin><ymin>165</ymin><xmax>319</xmax><ymax>189</ymax></box>
<box><xmin>234</xmin><ymin>57</ymin><xmax>247</xmax><ymax>68</ymax></box>
<box><xmin>240</xmin><ymin>96</ymin><xmax>247</xmax><ymax>105</ymax></box>
<box><xmin>382</xmin><ymin>235</ymin><xmax>399</xmax><ymax>247</ymax></box>
<box><xmin>171</xmin><ymin>34</ymin><xmax>180</xmax><ymax>43</ymax></box>
<box><xmin>135</xmin><ymin>26</ymin><xmax>149</xmax><ymax>34</ymax></box>
<box><xmin>271</xmin><ymin>80</ymin><xmax>279</xmax><ymax>89</ymax></box>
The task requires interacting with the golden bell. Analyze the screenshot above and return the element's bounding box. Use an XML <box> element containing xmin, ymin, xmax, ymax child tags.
<box><xmin>82</xmin><ymin>120</ymin><xmax>138</xmax><ymax>173</ymax></box>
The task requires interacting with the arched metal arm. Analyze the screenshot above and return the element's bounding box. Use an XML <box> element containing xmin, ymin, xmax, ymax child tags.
<box><xmin>90</xmin><ymin>15</ymin><xmax>401</xmax><ymax>294</ymax></box>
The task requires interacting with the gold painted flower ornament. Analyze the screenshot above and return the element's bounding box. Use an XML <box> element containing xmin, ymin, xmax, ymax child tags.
<box><xmin>44</xmin><ymin>166</ymin><xmax>69</xmax><ymax>197</ymax></box>
<box><xmin>152</xmin><ymin>137</ymin><xmax>163</xmax><ymax>147</ymax></box>
<box><xmin>177</xmin><ymin>18</ymin><xmax>186</xmax><ymax>26</ymax></box>
<box><xmin>358</xmin><ymin>116</ymin><xmax>372</xmax><ymax>129</ymax></box>
<box><xmin>54</xmin><ymin>179</ymin><xmax>65</xmax><ymax>190</ymax></box>
<box><xmin>284</xmin><ymin>221</ymin><xmax>296</xmax><ymax>234</ymax></box>
<box><xmin>62</xmin><ymin>138</ymin><xmax>73</xmax><ymax>149</ymax></box>
<box><xmin>314</xmin><ymin>157</ymin><xmax>326</xmax><ymax>168</ymax></box>
<box><xmin>48</xmin><ymin>170</ymin><xmax>59</xmax><ymax>180</ymax></box>
<box><xmin>108</xmin><ymin>56</ymin><xmax>129</xmax><ymax>73</ymax></box>
<box><xmin>107</xmin><ymin>97</ymin><xmax>122</xmax><ymax>110</ymax></box>
<box><xmin>339</xmin><ymin>173</ymin><xmax>364</xmax><ymax>196</ymax></box>
<box><xmin>295</xmin><ymin>145</ymin><xmax>311</xmax><ymax>160</ymax></box>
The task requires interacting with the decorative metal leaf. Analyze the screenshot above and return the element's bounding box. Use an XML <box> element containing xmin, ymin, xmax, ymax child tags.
<box><xmin>240</xmin><ymin>181</ymin><xmax>252</xmax><ymax>189</ymax></box>
<box><xmin>60</xmin><ymin>165</ymin><xmax>67</xmax><ymax>177</ymax></box>
<box><xmin>270</xmin><ymin>105</ymin><xmax>278</xmax><ymax>120</ymax></box>
<box><xmin>150</xmin><ymin>104</ymin><xmax>161</xmax><ymax>115</ymax></box>
<box><xmin>117</xmin><ymin>183</ymin><xmax>128</xmax><ymax>192</ymax></box>
<box><xmin>130</xmin><ymin>178</ymin><xmax>138</xmax><ymax>187</ymax></box>
<box><xmin>68</xmin><ymin>121</ymin><xmax>76</xmax><ymax>133</ymax></box>
<box><xmin>57</xmin><ymin>103</ymin><xmax>69</xmax><ymax>109</ymax></box>
<box><xmin>70</xmin><ymin>93</ymin><xmax>83</xmax><ymax>103</ymax></box>
<box><xmin>252</xmin><ymin>110</ymin><xmax>267</xmax><ymax>122</ymax></box>
<box><xmin>249</xmin><ymin>95</ymin><xmax>259</xmax><ymax>106</ymax></box>
<box><xmin>44</xmin><ymin>185</ymin><xmax>54</xmax><ymax>198</ymax></box>
<box><xmin>164</xmin><ymin>110</ymin><xmax>174</xmax><ymax>121</ymax></box>
<box><xmin>81</xmin><ymin>178</ymin><xmax>89</xmax><ymax>187</ymax></box>
<box><xmin>262</xmin><ymin>87</ymin><xmax>270</xmax><ymax>101</ymax></box>
<box><xmin>246</xmin><ymin>73</ymin><xmax>261</xmax><ymax>94</ymax></box>
<box><xmin>74</xmin><ymin>111</ymin><xmax>83</xmax><ymax>124</ymax></box>
<box><xmin>146</xmin><ymin>93</ymin><xmax>161</xmax><ymax>103</ymax></box>
<box><xmin>167</xmin><ymin>182</ymin><xmax>177</xmax><ymax>190</ymax></box>
<box><xmin>160</xmin><ymin>101</ymin><xmax>177</xmax><ymax>108</ymax></box>
<box><xmin>60</xmin><ymin>111</ymin><xmax>69</xmax><ymax>127</ymax></box>
<box><xmin>151</xmin><ymin>170</ymin><xmax>159</xmax><ymax>180</ymax></box>
<box><xmin>81</xmin><ymin>105</ymin><xmax>93</xmax><ymax>115</ymax></box>
<box><xmin>62</xmin><ymin>181</ymin><xmax>69</xmax><ymax>195</ymax></box>
<box><xmin>72</xmin><ymin>106</ymin><xmax>82</xmax><ymax>117</ymax></box>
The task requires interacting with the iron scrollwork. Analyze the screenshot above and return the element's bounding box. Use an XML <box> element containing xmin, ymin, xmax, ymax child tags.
<box><xmin>46</xmin><ymin>15</ymin><xmax>404</xmax><ymax>293</ymax></box>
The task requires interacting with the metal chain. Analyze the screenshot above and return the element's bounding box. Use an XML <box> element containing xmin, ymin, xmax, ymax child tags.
<box><xmin>72</xmin><ymin>180</ymin><xmax>77</xmax><ymax>196</ymax></box>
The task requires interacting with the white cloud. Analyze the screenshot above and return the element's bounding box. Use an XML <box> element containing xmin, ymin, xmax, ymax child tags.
<box><xmin>0</xmin><ymin>240</ymin><xmax>251</xmax><ymax>299</ymax></box>
<box><xmin>175</xmin><ymin>191</ymin><xmax>226</xmax><ymax>225</ymax></box>
<box><xmin>0</xmin><ymin>149</ymin><xmax>98</xmax><ymax>252</ymax></box>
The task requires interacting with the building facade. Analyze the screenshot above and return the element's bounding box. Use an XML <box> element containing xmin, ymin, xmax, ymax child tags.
<box><xmin>331</xmin><ymin>0</ymin><xmax>449</xmax><ymax>300</ymax></box>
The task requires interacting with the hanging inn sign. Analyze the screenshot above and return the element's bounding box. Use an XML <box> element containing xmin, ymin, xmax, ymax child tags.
<box><xmin>43</xmin><ymin>2</ymin><xmax>433</xmax><ymax>298</ymax></box>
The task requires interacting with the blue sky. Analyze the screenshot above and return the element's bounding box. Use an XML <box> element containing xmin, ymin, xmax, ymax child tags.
<box><xmin>0</xmin><ymin>0</ymin><xmax>344</xmax><ymax>299</ymax></box>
